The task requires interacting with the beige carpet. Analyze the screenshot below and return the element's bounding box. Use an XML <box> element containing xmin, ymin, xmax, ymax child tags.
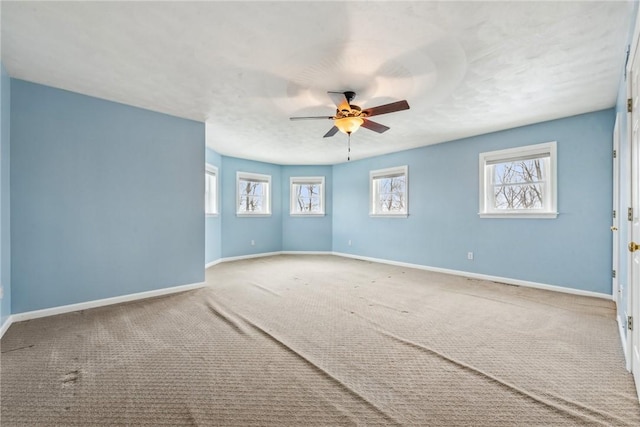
<box><xmin>1</xmin><ymin>254</ymin><xmax>639</xmax><ymax>426</ymax></box>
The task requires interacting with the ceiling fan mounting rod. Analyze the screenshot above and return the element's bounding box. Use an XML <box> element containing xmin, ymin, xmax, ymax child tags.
<box><xmin>343</xmin><ymin>91</ymin><xmax>356</xmax><ymax>104</ymax></box>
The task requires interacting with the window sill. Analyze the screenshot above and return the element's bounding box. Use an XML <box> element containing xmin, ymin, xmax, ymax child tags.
<box><xmin>479</xmin><ymin>212</ymin><xmax>558</xmax><ymax>219</ymax></box>
<box><xmin>370</xmin><ymin>213</ymin><xmax>409</xmax><ymax>218</ymax></box>
<box><xmin>290</xmin><ymin>213</ymin><xmax>326</xmax><ymax>217</ymax></box>
<box><xmin>236</xmin><ymin>213</ymin><xmax>272</xmax><ymax>217</ymax></box>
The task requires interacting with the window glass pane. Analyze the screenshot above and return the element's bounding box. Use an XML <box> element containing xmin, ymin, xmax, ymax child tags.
<box><xmin>296</xmin><ymin>196</ymin><xmax>321</xmax><ymax>212</ymax></box>
<box><xmin>237</xmin><ymin>173</ymin><xmax>271</xmax><ymax>215</ymax></box>
<box><xmin>239</xmin><ymin>194</ymin><xmax>264</xmax><ymax>212</ymax></box>
<box><xmin>374</xmin><ymin>175</ymin><xmax>406</xmax><ymax>213</ymax></box>
<box><xmin>239</xmin><ymin>180</ymin><xmax>265</xmax><ymax>212</ymax></box>
<box><xmin>490</xmin><ymin>157</ymin><xmax>547</xmax><ymax>210</ymax></box>
<box><xmin>493</xmin><ymin>158</ymin><xmax>545</xmax><ymax>185</ymax></box>
<box><xmin>205</xmin><ymin>172</ymin><xmax>216</xmax><ymax>214</ymax></box>
<box><xmin>239</xmin><ymin>179</ymin><xmax>264</xmax><ymax>197</ymax></box>
<box><xmin>493</xmin><ymin>183</ymin><xmax>544</xmax><ymax>209</ymax></box>
<box><xmin>292</xmin><ymin>182</ymin><xmax>323</xmax><ymax>214</ymax></box>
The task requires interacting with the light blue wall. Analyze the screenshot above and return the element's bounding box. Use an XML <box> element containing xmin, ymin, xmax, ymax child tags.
<box><xmin>220</xmin><ymin>156</ymin><xmax>282</xmax><ymax>257</ymax></box>
<box><xmin>333</xmin><ymin>110</ymin><xmax>615</xmax><ymax>294</ymax></box>
<box><xmin>10</xmin><ymin>80</ymin><xmax>205</xmax><ymax>313</ymax></box>
<box><xmin>206</xmin><ymin>159</ymin><xmax>332</xmax><ymax>260</ymax></box>
<box><xmin>205</xmin><ymin>147</ymin><xmax>222</xmax><ymax>264</ymax></box>
<box><xmin>282</xmin><ymin>165</ymin><xmax>333</xmax><ymax>252</ymax></box>
<box><xmin>0</xmin><ymin>64</ymin><xmax>11</xmax><ymax>327</ymax></box>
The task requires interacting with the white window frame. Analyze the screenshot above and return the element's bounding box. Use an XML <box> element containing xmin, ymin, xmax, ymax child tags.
<box><xmin>290</xmin><ymin>176</ymin><xmax>325</xmax><ymax>217</ymax></box>
<box><xmin>479</xmin><ymin>141</ymin><xmax>557</xmax><ymax>219</ymax></box>
<box><xmin>236</xmin><ymin>171</ymin><xmax>271</xmax><ymax>217</ymax></box>
<box><xmin>205</xmin><ymin>164</ymin><xmax>218</xmax><ymax>216</ymax></box>
<box><xmin>370</xmin><ymin>165</ymin><xmax>408</xmax><ymax>218</ymax></box>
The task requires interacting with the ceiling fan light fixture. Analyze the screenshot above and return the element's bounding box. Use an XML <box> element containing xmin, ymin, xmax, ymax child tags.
<box><xmin>335</xmin><ymin>116</ymin><xmax>364</xmax><ymax>134</ymax></box>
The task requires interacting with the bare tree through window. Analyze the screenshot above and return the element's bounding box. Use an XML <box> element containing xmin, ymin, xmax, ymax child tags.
<box><xmin>295</xmin><ymin>184</ymin><xmax>320</xmax><ymax>212</ymax></box>
<box><xmin>239</xmin><ymin>179</ymin><xmax>264</xmax><ymax>212</ymax></box>
<box><xmin>290</xmin><ymin>177</ymin><xmax>324</xmax><ymax>215</ymax></box>
<box><xmin>480</xmin><ymin>142</ymin><xmax>556</xmax><ymax>217</ymax></box>
<box><xmin>371</xmin><ymin>166</ymin><xmax>408</xmax><ymax>216</ymax></box>
<box><xmin>493</xmin><ymin>159</ymin><xmax>545</xmax><ymax>209</ymax></box>
<box><xmin>377</xmin><ymin>176</ymin><xmax>406</xmax><ymax>212</ymax></box>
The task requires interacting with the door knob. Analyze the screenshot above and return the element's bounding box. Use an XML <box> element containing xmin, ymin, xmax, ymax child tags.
<box><xmin>611</xmin><ymin>226</ymin><xmax>618</xmax><ymax>231</ymax></box>
<box><xmin>629</xmin><ymin>242</ymin><xmax>640</xmax><ymax>252</ymax></box>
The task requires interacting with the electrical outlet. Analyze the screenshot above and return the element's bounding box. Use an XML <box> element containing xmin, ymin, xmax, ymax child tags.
<box><xmin>348</xmin><ymin>240</ymin><xmax>352</xmax><ymax>246</ymax></box>
<box><xmin>250</xmin><ymin>240</ymin><xmax>255</xmax><ymax>246</ymax></box>
<box><xmin>0</xmin><ymin>285</ymin><xmax>3</xmax><ymax>299</ymax></box>
<box><xmin>467</xmin><ymin>252</ymin><xmax>474</xmax><ymax>260</ymax></box>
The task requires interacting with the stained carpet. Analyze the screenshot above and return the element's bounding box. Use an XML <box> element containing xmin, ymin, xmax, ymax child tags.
<box><xmin>1</xmin><ymin>255</ymin><xmax>639</xmax><ymax>425</ymax></box>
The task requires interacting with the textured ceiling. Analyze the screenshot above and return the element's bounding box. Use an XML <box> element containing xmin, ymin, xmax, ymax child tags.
<box><xmin>1</xmin><ymin>1</ymin><xmax>634</xmax><ymax>165</ymax></box>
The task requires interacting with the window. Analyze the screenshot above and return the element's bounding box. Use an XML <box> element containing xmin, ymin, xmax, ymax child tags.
<box><xmin>290</xmin><ymin>176</ymin><xmax>325</xmax><ymax>216</ymax></box>
<box><xmin>479</xmin><ymin>141</ymin><xmax>557</xmax><ymax>218</ymax></box>
<box><xmin>370</xmin><ymin>166</ymin><xmax>408</xmax><ymax>217</ymax></box>
<box><xmin>237</xmin><ymin>172</ymin><xmax>271</xmax><ymax>216</ymax></box>
<box><xmin>205</xmin><ymin>165</ymin><xmax>218</xmax><ymax>216</ymax></box>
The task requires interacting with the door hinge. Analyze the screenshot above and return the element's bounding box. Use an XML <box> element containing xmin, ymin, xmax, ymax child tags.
<box><xmin>613</xmin><ymin>269</ymin><xmax>617</xmax><ymax>278</ymax></box>
<box><xmin>629</xmin><ymin>207</ymin><xmax>633</xmax><ymax>221</ymax></box>
<box><xmin>613</xmin><ymin>210</ymin><xmax>617</xmax><ymax>219</ymax></box>
<box><xmin>614</xmin><ymin>149</ymin><xmax>617</xmax><ymax>158</ymax></box>
<box><xmin>629</xmin><ymin>98</ymin><xmax>633</xmax><ymax>113</ymax></box>
<box><xmin>628</xmin><ymin>316</ymin><xmax>633</xmax><ymax>331</ymax></box>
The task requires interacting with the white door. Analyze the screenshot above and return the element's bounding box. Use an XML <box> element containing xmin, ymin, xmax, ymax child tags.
<box><xmin>629</xmin><ymin>36</ymin><xmax>640</xmax><ymax>398</ymax></box>
<box><xmin>613</xmin><ymin>115</ymin><xmax>620</xmax><ymax>303</ymax></box>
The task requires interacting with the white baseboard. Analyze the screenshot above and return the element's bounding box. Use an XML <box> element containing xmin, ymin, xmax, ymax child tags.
<box><xmin>214</xmin><ymin>251</ymin><xmax>332</xmax><ymax>265</ymax></box>
<box><xmin>281</xmin><ymin>251</ymin><xmax>333</xmax><ymax>256</ymax></box>
<box><xmin>214</xmin><ymin>250</ymin><xmax>612</xmax><ymax>299</ymax></box>
<box><xmin>0</xmin><ymin>315</ymin><xmax>14</xmax><ymax>338</ymax></box>
<box><xmin>9</xmin><ymin>281</ymin><xmax>206</xmax><ymax>325</ymax></box>
<box><xmin>218</xmin><ymin>251</ymin><xmax>283</xmax><ymax>263</ymax></box>
<box><xmin>332</xmin><ymin>252</ymin><xmax>612</xmax><ymax>300</ymax></box>
<box><xmin>205</xmin><ymin>259</ymin><xmax>222</xmax><ymax>269</ymax></box>
<box><xmin>618</xmin><ymin>314</ymin><xmax>630</xmax><ymax>371</ymax></box>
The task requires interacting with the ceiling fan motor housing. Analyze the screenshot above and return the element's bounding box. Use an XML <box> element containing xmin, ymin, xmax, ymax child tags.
<box><xmin>337</xmin><ymin>103</ymin><xmax>364</xmax><ymax>119</ymax></box>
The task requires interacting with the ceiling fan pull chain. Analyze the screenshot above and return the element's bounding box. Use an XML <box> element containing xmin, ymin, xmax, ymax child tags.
<box><xmin>348</xmin><ymin>133</ymin><xmax>351</xmax><ymax>161</ymax></box>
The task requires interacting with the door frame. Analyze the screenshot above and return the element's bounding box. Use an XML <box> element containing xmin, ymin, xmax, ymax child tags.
<box><xmin>627</xmin><ymin>4</ymin><xmax>640</xmax><ymax>396</ymax></box>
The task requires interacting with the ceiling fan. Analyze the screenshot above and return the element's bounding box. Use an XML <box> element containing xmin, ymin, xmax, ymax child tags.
<box><xmin>290</xmin><ymin>91</ymin><xmax>410</xmax><ymax>138</ymax></box>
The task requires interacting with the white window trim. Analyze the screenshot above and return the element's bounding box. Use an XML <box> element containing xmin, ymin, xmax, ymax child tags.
<box><xmin>478</xmin><ymin>141</ymin><xmax>558</xmax><ymax>219</ymax></box>
<box><xmin>236</xmin><ymin>171</ymin><xmax>272</xmax><ymax>217</ymax></box>
<box><xmin>370</xmin><ymin>165</ymin><xmax>409</xmax><ymax>218</ymax></box>
<box><xmin>290</xmin><ymin>176</ymin><xmax>325</xmax><ymax>217</ymax></box>
<box><xmin>205</xmin><ymin>164</ymin><xmax>219</xmax><ymax>217</ymax></box>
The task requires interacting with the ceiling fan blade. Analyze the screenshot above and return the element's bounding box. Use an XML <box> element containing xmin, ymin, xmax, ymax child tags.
<box><xmin>290</xmin><ymin>116</ymin><xmax>334</xmax><ymax>120</ymax></box>
<box><xmin>323</xmin><ymin>126</ymin><xmax>339</xmax><ymax>138</ymax></box>
<box><xmin>327</xmin><ymin>91</ymin><xmax>351</xmax><ymax>112</ymax></box>
<box><xmin>361</xmin><ymin>119</ymin><xmax>390</xmax><ymax>134</ymax></box>
<box><xmin>362</xmin><ymin>100</ymin><xmax>410</xmax><ymax>117</ymax></box>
